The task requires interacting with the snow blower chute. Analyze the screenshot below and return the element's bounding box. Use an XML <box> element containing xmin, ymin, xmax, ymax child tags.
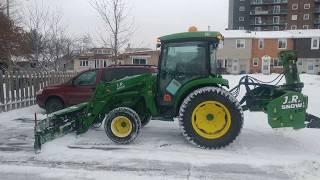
<box><xmin>34</xmin><ymin>30</ymin><xmax>320</xmax><ymax>153</ymax></box>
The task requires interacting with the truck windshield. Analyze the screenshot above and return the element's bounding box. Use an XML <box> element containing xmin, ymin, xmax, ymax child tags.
<box><xmin>161</xmin><ymin>42</ymin><xmax>208</xmax><ymax>75</ymax></box>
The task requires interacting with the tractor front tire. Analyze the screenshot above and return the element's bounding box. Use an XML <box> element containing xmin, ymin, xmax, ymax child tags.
<box><xmin>179</xmin><ymin>87</ymin><xmax>243</xmax><ymax>149</ymax></box>
<box><xmin>140</xmin><ymin>115</ymin><xmax>152</xmax><ymax>127</ymax></box>
<box><xmin>104</xmin><ymin>107</ymin><xmax>141</xmax><ymax>144</ymax></box>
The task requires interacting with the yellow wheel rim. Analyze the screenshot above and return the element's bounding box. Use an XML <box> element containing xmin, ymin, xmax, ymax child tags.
<box><xmin>191</xmin><ymin>101</ymin><xmax>231</xmax><ymax>139</ymax></box>
<box><xmin>111</xmin><ymin>116</ymin><xmax>133</xmax><ymax>138</ymax></box>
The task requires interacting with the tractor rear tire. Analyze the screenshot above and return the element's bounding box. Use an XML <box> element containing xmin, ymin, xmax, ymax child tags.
<box><xmin>104</xmin><ymin>107</ymin><xmax>141</xmax><ymax>144</ymax></box>
<box><xmin>179</xmin><ymin>87</ymin><xmax>243</xmax><ymax>149</ymax></box>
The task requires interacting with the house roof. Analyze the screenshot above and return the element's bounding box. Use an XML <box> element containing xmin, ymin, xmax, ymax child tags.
<box><xmin>220</xmin><ymin>30</ymin><xmax>320</xmax><ymax>39</ymax></box>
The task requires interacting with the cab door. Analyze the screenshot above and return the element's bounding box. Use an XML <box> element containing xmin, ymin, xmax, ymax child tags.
<box><xmin>158</xmin><ymin>41</ymin><xmax>209</xmax><ymax>106</ymax></box>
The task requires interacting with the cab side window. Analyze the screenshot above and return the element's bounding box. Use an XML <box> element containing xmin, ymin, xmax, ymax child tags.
<box><xmin>73</xmin><ymin>70</ymin><xmax>97</xmax><ymax>86</ymax></box>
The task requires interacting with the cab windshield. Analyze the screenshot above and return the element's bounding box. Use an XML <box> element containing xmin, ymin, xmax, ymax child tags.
<box><xmin>161</xmin><ymin>42</ymin><xmax>208</xmax><ymax>75</ymax></box>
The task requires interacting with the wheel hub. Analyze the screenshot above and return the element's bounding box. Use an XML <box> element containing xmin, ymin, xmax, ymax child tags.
<box><xmin>191</xmin><ymin>101</ymin><xmax>231</xmax><ymax>139</ymax></box>
<box><xmin>111</xmin><ymin>116</ymin><xmax>133</xmax><ymax>138</ymax></box>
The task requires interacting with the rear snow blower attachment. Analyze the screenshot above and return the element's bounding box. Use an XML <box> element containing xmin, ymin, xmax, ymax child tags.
<box><xmin>230</xmin><ymin>50</ymin><xmax>320</xmax><ymax>129</ymax></box>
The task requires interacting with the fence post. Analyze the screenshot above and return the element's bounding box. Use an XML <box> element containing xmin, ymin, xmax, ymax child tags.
<box><xmin>0</xmin><ymin>71</ymin><xmax>4</xmax><ymax>112</ymax></box>
<box><xmin>20</xmin><ymin>71</ymin><xmax>26</xmax><ymax>108</ymax></box>
<box><xmin>15</xmin><ymin>71</ymin><xmax>21</xmax><ymax>109</ymax></box>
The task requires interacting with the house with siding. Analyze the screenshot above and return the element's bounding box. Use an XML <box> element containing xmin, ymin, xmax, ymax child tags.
<box><xmin>293</xmin><ymin>30</ymin><xmax>320</xmax><ymax>74</ymax></box>
<box><xmin>217</xmin><ymin>31</ymin><xmax>252</xmax><ymax>74</ymax></box>
<box><xmin>73</xmin><ymin>48</ymin><xmax>114</xmax><ymax>72</ymax></box>
<box><xmin>250</xmin><ymin>32</ymin><xmax>294</xmax><ymax>74</ymax></box>
<box><xmin>219</xmin><ymin>30</ymin><xmax>320</xmax><ymax>75</ymax></box>
<box><xmin>118</xmin><ymin>50</ymin><xmax>160</xmax><ymax>66</ymax></box>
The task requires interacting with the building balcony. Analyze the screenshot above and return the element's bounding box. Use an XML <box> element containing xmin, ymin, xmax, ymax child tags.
<box><xmin>315</xmin><ymin>8</ymin><xmax>320</xmax><ymax>13</ymax></box>
<box><xmin>250</xmin><ymin>20</ymin><xmax>286</xmax><ymax>26</ymax></box>
<box><xmin>250</xmin><ymin>9</ymin><xmax>288</xmax><ymax>15</ymax></box>
<box><xmin>250</xmin><ymin>0</ymin><xmax>288</xmax><ymax>5</ymax></box>
<box><xmin>315</xmin><ymin>19</ymin><xmax>320</xmax><ymax>25</ymax></box>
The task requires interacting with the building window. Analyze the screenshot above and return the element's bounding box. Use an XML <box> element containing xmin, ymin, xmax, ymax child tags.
<box><xmin>308</xmin><ymin>64</ymin><xmax>314</xmax><ymax>71</ymax></box>
<box><xmin>255</xmin><ymin>17</ymin><xmax>262</xmax><ymax>24</ymax></box>
<box><xmin>304</xmin><ymin>4</ymin><xmax>310</xmax><ymax>9</ymax></box>
<box><xmin>273</xmin><ymin>16</ymin><xmax>280</xmax><ymax>24</ymax></box>
<box><xmin>254</xmin><ymin>0</ymin><xmax>263</xmax><ymax>4</ymax></box>
<box><xmin>303</xmin><ymin>14</ymin><xmax>310</xmax><ymax>20</ymax></box>
<box><xmin>273</xmin><ymin>26</ymin><xmax>280</xmax><ymax>31</ymax></box>
<box><xmin>239</xmin><ymin>17</ymin><xmax>244</xmax><ymax>21</ymax></box>
<box><xmin>311</xmin><ymin>38</ymin><xmax>320</xmax><ymax>50</ymax></box>
<box><xmin>292</xmin><ymin>4</ymin><xmax>298</xmax><ymax>10</ymax></box>
<box><xmin>239</xmin><ymin>6</ymin><xmax>245</xmax><ymax>11</ymax></box>
<box><xmin>255</xmin><ymin>27</ymin><xmax>262</xmax><ymax>31</ymax></box>
<box><xmin>258</xmin><ymin>39</ymin><xmax>264</xmax><ymax>49</ymax></box>
<box><xmin>239</xmin><ymin>26</ymin><xmax>245</xmax><ymax>30</ymax></box>
<box><xmin>255</xmin><ymin>6</ymin><xmax>262</xmax><ymax>12</ymax></box>
<box><xmin>278</xmin><ymin>39</ymin><xmax>287</xmax><ymax>49</ymax></box>
<box><xmin>236</xmin><ymin>39</ymin><xmax>246</xmax><ymax>48</ymax></box>
<box><xmin>133</xmin><ymin>58</ymin><xmax>147</xmax><ymax>65</ymax></box>
<box><xmin>273</xmin><ymin>0</ymin><xmax>280</xmax><ymax>3</ymax></box>
<box><xmin>273</xmin><ymin>58</ymin><xmax>283</xmax><ymax>67</ymax></box>
<box><xmin>273</xmin><ymin>5</ymin><xmax>280</xmax><ymax>14</ymax></box>
<box><xmin>240</xmin><ymin>0</ymin><xmax>245</xmax><ymax>1</ymax></box>
<box><xmin>80</xmin><ymin>60</ymin><xmax>89</xmax><ymax>67</ymax></box>
<box><xmin>303</xmin><ymin>25</ymin><xmax>309</xmax><ymax>29</ymax></box>
<box><xmin>292</xmin><ymin>15</ymin><xmax>298</xmax><ymax>21</ymax></box>
<box><xmin>253</xmin><ymin>58</ymin><xmax>259</xmax><ymax>67</ymax></box>
<box><xmin>291</xmin><ymin>25</ymin><xmax>297</xmax><ymax>30</ymax></box>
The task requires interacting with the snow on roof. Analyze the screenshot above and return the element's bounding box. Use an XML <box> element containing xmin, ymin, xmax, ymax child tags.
<box><xmin>220</xmin><ymin>30</ymin><xmax>320</xmax><ymax>39</ymax></box>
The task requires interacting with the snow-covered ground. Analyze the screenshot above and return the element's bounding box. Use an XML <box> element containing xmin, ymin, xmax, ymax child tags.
<box><xmin>0</xmin><ymin>74</ymin><xmax>320</xmax><ymax>180</ymax></box>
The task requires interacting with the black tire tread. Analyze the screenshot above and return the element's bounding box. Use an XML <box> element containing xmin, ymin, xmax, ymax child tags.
<box><xmin>178</xmin><ymin>87</ymin><xmax>243</xmax><ymax>149</ymax></box>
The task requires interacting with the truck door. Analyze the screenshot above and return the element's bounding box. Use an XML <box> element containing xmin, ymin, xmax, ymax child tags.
<box><xmin>67</xmin><ymin>70</ymin><xmax>98</xmax><ymax>105</ymax></box>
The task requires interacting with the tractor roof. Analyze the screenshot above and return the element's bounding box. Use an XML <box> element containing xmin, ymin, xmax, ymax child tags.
<box><xmin>159</xmin><ymin>31</ymin><xmax>222</xmax><ymax>42</ymax></box>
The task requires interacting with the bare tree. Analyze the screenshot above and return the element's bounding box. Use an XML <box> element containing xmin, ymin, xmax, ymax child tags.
<box><xmin>22</xmin><ymin>0</ymin><xmax>51</xmax><ymax>64</ymax></box>
<box><xmin>90</xmin><ymin>0</ymin><xmax>133</xmax><ymax>63</ymax></box>
<box><xmin>0</xmin><ymin>10</ymin><xmax>24</xmax><ymax>71</ymax></box>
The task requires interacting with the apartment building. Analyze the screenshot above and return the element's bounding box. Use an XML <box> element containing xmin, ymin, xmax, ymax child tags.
<box><xmin>229</xmin><ymin>0</ymin><xmax>320</xmax><ymax>31</ymax></box>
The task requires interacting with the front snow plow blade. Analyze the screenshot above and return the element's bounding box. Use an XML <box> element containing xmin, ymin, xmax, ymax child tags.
<box><xmin>34</xmin><ymin>102</ymin><xmax>88</xmax><ymax>153</ymax></box>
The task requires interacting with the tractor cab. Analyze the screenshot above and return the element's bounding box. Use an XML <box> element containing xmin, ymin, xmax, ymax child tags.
<box><xmin>157</xmin><ymin>29</ymin><xmax>224</xmax><ymax>113</ymax></box>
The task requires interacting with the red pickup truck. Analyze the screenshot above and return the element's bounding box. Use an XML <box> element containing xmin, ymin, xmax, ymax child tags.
<box><xmin>36</xmin><ymin>65</ymin><xmax>158</xmax><ymax>113</ymax></box>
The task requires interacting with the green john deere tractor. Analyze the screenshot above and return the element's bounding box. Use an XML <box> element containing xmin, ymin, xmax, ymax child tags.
<box><xmin>34</xmin><ymin>30</ymin><xmax>320</xmax><ymax>152</ymax></box>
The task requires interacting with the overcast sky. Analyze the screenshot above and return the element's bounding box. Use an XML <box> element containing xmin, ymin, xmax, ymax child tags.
<box><xmin>20</xmin><ymin>0</ymin><xmax>229</xmax><ymax>49</ymax></box>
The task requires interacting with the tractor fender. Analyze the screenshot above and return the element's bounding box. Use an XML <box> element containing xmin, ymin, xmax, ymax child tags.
<box><xmin>173</xmin><ymin>76</ymin><xmax>229</xmax><ymax>116</ymax></box>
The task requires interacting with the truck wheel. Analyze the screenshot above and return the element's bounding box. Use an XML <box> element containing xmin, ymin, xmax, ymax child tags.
<box><xmin>104</xmin><ymin>107</ymin><xmax>141</xmax><ymax>144</ymax></box>
<box><xmin>46</xmin><ymin>97</ymin><xmax>64</xmax><ymax>113</ymax></box>
<box><xmin>179</xmin><ymin>87</ymin><xmax>243</xmax><ymax>149</ymax></box>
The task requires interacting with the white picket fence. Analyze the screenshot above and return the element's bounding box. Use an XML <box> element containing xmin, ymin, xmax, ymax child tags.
<box><xmin>0</xmin><ymin>71</ymin><xmax>76</xmax><ymax>113</ymax></box>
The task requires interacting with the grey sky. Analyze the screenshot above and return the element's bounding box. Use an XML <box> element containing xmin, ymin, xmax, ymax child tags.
<box><xmin>21</xmin><ymin>0</ymin><xmax>229</xmax><ymax>49</ymax></box>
